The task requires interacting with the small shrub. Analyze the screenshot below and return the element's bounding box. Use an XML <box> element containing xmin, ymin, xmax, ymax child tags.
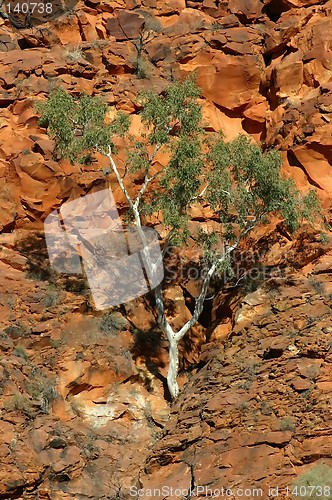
<box><xmin>260</xmin><ymin>401</ymin><xmax>274</xmax><ymax>415</ymax></box>
<box><xmin>65</xmin><ymin>46</ymin><xmax>85</xmax><ymax>62</ymax></box>
<box><xmin>3</xmin><ymin>322</ymin><xmax>30</xmax><ymax>338</ymax></box>
<box><xmin>308</xmin><ymin>277</ymin><xmax>325</xmax><ymax>295</ymax></box>
<box><xmin>4</xmin><ymin>394</ymin><xmax>34</xmax><ymax>417</ymax></box>
<box><xmin>239</xmin><ymin>380</ymin><xmax>252</xmax><ymax>390</ymax></box>
<box><xmin>50</xmin><ymin>338</ymin><xmax>63</xmax><ymax>348</ymax></box>
<box><xmin>133</xmin><ymin>55</ymin><xmax>153</xmax><ymax>79</ymax></box>
<box><xmin>62</xmin><ymin>275</ymin><xmax>89</xmax><ymax>294</ymax></box>
<box><xmin>141</xmin><ymin>14</ymin><xmax>162</xmax><ymax>33</ymax></box>
<box><xmin>26</xmin><ymin>370</ymin><xmax>57</xmax><ymax>413</ymax></box>
<box><xmin>279</xmin><ymin>417</ymin><xmax>296</xmax><ymax>432</ymax></box>
<box><xmin>319</xmin><ymin>231</ymin><xmax>329</xmax><ymax>244</ymax></box>
<box><xmin>13</xmin><ymin>346</ymin><xmax>29</xmax><ymax>361</ymax></box>
<box><xmin>247</xmin><ymin>362</ymin><xmax>259</xmax><ymax>377</ymax></box>
<box><xmin>42</xmin><ymin>285</ymin><xmax>63</xmax><ymax>308</ymax></box>
<box><xmin>301</xmin><ymin>389</ymin><xmax>312</xmax><ymax>400</ymax></box>
<box><xmin>130</xmin><ymin>14</ymin><xmax>161</xmax><ymax>79</ymax></box>
<box><xmin>211</xmin><ymin>21</ymin><xmax>226</xmax><ymax>31</ymax></box>
<box><xmin>292</xmin><ymin>462</ymin><xmax>332</xmax><ymax>500</ymax></box>
<box><xmin>82</xmin><ymin>442</ymin><xmax>99</xmax><ymax>460</ymax></box>
<box><xmin>100</xmin><ymin>312</ymin><xmax>128</xmax><ymax>335</ymax></box>
<box><xmin>9</xmin><ymin>439</ymin><xmax>17</xmax><ymax>452</ymax></box>
<box><xmin>236</xmin><ymin>401</ymin><xmax>250</xmax><ymax>412</ymax></box>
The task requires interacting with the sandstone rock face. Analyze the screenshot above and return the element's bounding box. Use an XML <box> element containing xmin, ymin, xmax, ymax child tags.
<box><xmin>139</xmin><ymin>272</ymin><xmax>332</xmax><ymax>497</ymax></box>
<box><xmin>0</xmin><ymin>232</ymin><xmax>171</xmax><ymax>498</ymax></box>
<box><xmin>0</xmin><ymin>0</ymin><xmax>332</xmax><ymax>230</ymax></box>
<box><xmin>0</xmin><ymin>0</ymin><xmax>332</xmax><ymax>497</ymax></box>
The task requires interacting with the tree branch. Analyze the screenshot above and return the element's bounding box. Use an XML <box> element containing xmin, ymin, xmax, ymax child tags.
<box><xmin>105</xmin><ymin>144</ymin><xmax>175</xmax><ymax>345</ymax></box>
<box><xmin>133</xmin><ymin>143</ymin><xmax>164</xmax><ymax>209</ymax></box>
<box><xmin>105</xmin><ymin>146</ymin><xmax>134</xmax><ymax>210</ymax></box>
<box><xmin>134</xmin><ymin>169</ymin><xmax>162</xmax><ymax>209</ymax></box>
<box><xmin>190</xmin><ymin>182</ymin><xmax>209</xmax><ymax>202</ymax></box>
<box><xmin>174</xmin><ymin>241</ymin><xmax>237</xmax><ymax>342</ymax></box>
<box><xmin>173</xmin><ymin>215</ymin><xmax>261</xmax><ymax>343</ymax></box>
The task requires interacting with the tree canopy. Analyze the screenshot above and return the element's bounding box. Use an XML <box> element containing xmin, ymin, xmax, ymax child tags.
<box><xmin>37</xmin><ymin>77</ymin><xmax>324</xmax><ymax>399</ymax></box>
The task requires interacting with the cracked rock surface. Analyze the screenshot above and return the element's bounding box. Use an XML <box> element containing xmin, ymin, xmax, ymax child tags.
<box><xmin>0</xmin><ymin>0</ymin><xmax>332</xmax><ymax>497</ymax></box>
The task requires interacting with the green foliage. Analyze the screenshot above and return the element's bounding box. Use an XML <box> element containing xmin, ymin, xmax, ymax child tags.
<box><xmin>205</xmin><ymin>134</ymin><xmax>322</xmax><ymax>239</ymax></box>
<box><xmin>319</xmin><ymin>231</ymin><xmax>329</xmax><ymax>243</ymax></box>
<box><xmin>100</xmin><ymin>312</ymin><xmax>128</xmax><ymax>335</ymax></box>
<box><xmin>13</xmin><ymin>345</ymin><xmax>29</xmax><ymax>361</ymax></box>
<box><xmin>138</xmin><ymin>76</ymin><xmax>205</xmax><ymax>244</ymax></box>
<box><xmin>139</xmin><ymin>75</ymin><xmax>202</xmax><ymax>143</ymax></box>
<box><xmin>292</xmin><ymin>463</ymin><xmax>332</xmax><ymax>500</ymax></box>
<box><xmin>37</xmin><ymin>77</ymin><xmax>324</xmax><ymax>256</ymax></box>
<box><xmin>26</xmin><ymin>369</ymin><xmax>57</xmax><ymax>413</ymax></box>
<box><xmin>36</xmin><ymin>89</ymin><xmax>130</xmax><ymax>162</ymax></box>
<box><xmin>4</xmin><ymin>393</ymin><xmax>34</xmax><ymax>417</ymax></box>
<box><xmin>279</xmin><ymin>417</ymin><xmax>296</xmax><ymax>431</ymax></box>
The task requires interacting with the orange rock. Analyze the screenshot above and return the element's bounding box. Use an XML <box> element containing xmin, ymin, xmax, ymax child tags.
<box><xmin>0</xmin><ymin>130</ymin><xmax>34</xmax><ymax>157</ymax></box>
<box><xmin>210</xmin><ymin>321</ymin><xmax>232</xmax><ymax>341</ymax></box>
<box><xmin>107</xmin><ymin>10</ymin><xmax>145</xmax><ymax>39</ymax></box>
<box><xmin>0</xmin><ymin>2</ymin><xmax>332</xmax><ymax>496</ymax></box>
<box><xmin>273</xmin><ymin>51</ymin><xmax>304</xmax><ymax>98</ymax></box>
<box><xmin>53</xmin><ymin>16</ymin><xmax>82</xmax><ymax>44</ymax></box>
<box><xmin>292</xmin><ymin>145</ymin><xmax>332</xmax><ymax>195</ymax></box>
<box><xmin>77</xmin><ymin>11</ymin><xmax>99</xmax><ymax>42</ymax></box>
<box><xmin>291</xmin><ymin>376</ymin><xmax>313</xmax><ymax>391</ymax></box>
<box><xmin>158</xmin><ymin>0</ymin><xmax>186</xmax><ymax>14</ymax></box>
<box><xmin>243</xmin><ymin>101</ymin><xmax>269</xmax><ymax>123</ymax></box>
<box><xmin>228</xmin><ymin>0</ymin><xmax>264</xmax><ymax>21</ymax></box>
<box><xmin>182</xmin><ymin>52</ymin><xmax>264</xmax><ymax>110</ymax></box>
<box><xmin>202</xmin><ymin>99</ymin><xmax>246</xmax><ymax>137</ymax></box>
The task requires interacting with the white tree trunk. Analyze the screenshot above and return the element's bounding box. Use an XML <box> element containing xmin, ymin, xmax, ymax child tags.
<box><xmin>106</xmin><ymin>149</ymin><xmax>258</xmax><ymax>401</ymax></box>
<box><xmin>167</xmin><ymin>333</ymin><xmax>180</xmax><ymax>400</ymax></box>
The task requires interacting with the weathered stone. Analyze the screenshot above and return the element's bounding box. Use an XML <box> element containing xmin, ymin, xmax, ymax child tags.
<box><xmin>107</xmin><ymin>10</ymin><xmax>145</xmax><ymax>39</ymax></box>
<box><xmin>0</xmin><ymin>1</ymin><xmax>331</xmax><ymax>497</ymax></box>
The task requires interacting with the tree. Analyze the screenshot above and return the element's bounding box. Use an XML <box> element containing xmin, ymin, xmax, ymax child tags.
<box><xmin>36</xmin><ymin>77</ymin><xmax>323</xmax><ymax>400</ymax></box>
<box><xmin>130</xmin><ymin>12</ymin><xmax>162</xmax><ymax>79</ymax></box>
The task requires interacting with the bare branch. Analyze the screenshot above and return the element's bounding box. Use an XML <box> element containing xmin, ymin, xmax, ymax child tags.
<box><xmin>174</xmin><ymin>241</ymin><xmax>238</xmax><ymax>342</ymax></box>
<box><xmin>105</xmin><ymin>144</ymin><xmax>173</xmax><ymax>343</ymax></box>
<box><xmin>190</xmin><ymin>182</ymin><xmax>209</xmax><ymax>202</ymax></box>
<box><xmin>105</xmin><ymin>146</ymin><xmax>134</xmax><ymax>210</ymax></box>
<box><xmin>134</xmin><ymin>169</ymin><xmax>162</xmax><ymax>209</ymax></box>
<box><xmin>198</xmin><ymin>183</ymin><xmax>209</xmax><ymax>198</ymax></box>
<box><xmin>148</xmin><ymin>142</ymin><xmax>162</xmax><ymax>164</ymax></box>
<box><xmin>173</xmin><ymin>215</ymin><xmax>262</xmax><ymax>343</ymax></box>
